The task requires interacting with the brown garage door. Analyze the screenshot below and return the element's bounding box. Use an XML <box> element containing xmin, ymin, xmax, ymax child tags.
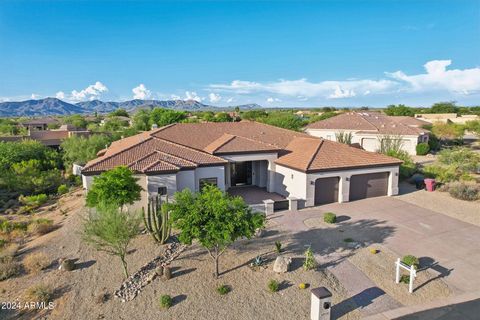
<box><xmin>349</xmin><ymin>172</ymin><xmax>388</xmax><ymax>201</ymax></box>
<box><xmin>314</xmin><ymin>177</ymin><xmax>340</xmax><ymax>205</ymax></box>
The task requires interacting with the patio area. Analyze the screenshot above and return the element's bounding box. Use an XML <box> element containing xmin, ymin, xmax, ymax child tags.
<box><xmin>227</xmin><ymin>186</ymin><xmax>285</xmax><ymax>204</ymax></box>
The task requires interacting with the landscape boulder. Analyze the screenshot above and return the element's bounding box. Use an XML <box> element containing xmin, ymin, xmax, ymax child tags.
<box><xmin>273</xmin><ymin>256</ymin><xmax>292</xmax><ymax>273</ymax></box>
<box><xmin>59</xmin><ymin>258</ymin><xmax>75</xmax><ymax>271</ymax></box>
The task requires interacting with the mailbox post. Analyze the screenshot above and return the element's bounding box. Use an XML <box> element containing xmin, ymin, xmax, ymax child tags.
<box><xmin>311</xmin><ymin>287</ymin><xmax>332</xmax><ymax>320</ymax></box>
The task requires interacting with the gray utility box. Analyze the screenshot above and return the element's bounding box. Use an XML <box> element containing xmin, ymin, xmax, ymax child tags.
<box><xmin>310</xmin><ymin>287</ymin><xmax>332</xmax><ymax>320</ymax></box>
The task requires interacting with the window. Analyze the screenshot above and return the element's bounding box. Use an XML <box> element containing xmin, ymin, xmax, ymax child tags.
<box><xmin>157</xmin><ymin>186</ymin><xmax>167</xmax><ymax>195</ymax></box>
<box><xmin>199</xmin><ymin>178</ymin><xmax>217</xmax><ymax>191</ymax></box>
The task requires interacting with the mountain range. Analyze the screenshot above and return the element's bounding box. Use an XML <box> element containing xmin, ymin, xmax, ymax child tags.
<box><xmin>0</xmin><ymin>98</ymin><xmax>262</xmax><ymax>117</ymax></box>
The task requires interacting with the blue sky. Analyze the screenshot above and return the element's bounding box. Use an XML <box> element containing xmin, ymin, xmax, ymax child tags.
<box><xmin>0</xmin><ymin>0</ymin><xmax>479</xmax><ymax>107</ymax></box>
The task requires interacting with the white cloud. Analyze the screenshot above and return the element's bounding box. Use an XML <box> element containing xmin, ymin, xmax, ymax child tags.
<box><xmin>185</xmin><ymin>91</ymin><xmax>203</xmax><ymax>102</ymax></box>
<box><xmin>208</xmin><ymin>93</ymin><xmax>221</xmax><ymax>103</ymax></box>
<box><xmin>132</xmin><ymin>84</ymin><xmax>151</xmax><ymax>99</ymax></box>
<box><xmin>386</xmin><ymin>60</ymin><xmax>480</xmax><ymax>94</ymax></box>
<box><xmin>30</xmin><ymin>93</ymin><xmax>40</xmax><ymax>99</ymax></box>
<box><xmin>226</xmin><ymin>97</ymin><xmax>234</xmax><ymax>103</ymax></box>
<box><xmin>70</xmin><ymin>81</ymin><xmax>108</xmax><ymax>101</ymax></box>
<box><xmin>266</xmin><ymin>97</ymin><xmax>281</xmax><ymax>103</ymax></box>
<box><xmin>55</xmin><ymin>91</ymin><xmax>65</xmax><ymax>99</ymax></box>
<box><xmin>328</xmin><ymin>86</ymin><xmax>356</xmax><ymax>99</ymax></box>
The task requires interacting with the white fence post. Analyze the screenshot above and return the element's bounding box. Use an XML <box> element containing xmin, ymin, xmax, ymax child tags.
<box><xmin>395</xmin><ymin>258</ymin><xmax>400</xmax><ymax>284</ymax></box>
<box><xmin>395</xmin><ymin>257</ymin><xmax>416</xmax><ymax>294</ymax></box>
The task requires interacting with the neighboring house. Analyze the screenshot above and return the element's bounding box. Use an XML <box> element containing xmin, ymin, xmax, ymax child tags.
<box><xmin>414</xmin><ymin>113</ymin><xmax>479</xmax><ymax>124</ymax></box>
<box><xmin>305</xmin><ymin>112</ymin><xmax>429</xmax><ymax>155</ymax></box>
<box><xmin>0</xmin><ymin>124</ymin><xmax>90</xmax><ymax>147</ymax></box>
<box><xmin>20</xmin><ymin>117</ymin><xmax>60</xmax><ymax>131</ymax></box>
<box><xmin>81</xmin><ymin>121</ymin><xmax>401</xmax><ymax>211</ymax></box>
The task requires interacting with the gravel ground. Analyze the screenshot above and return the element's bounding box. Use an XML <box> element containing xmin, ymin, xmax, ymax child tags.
<box><xmin>348</xmin><ymin>246</ymin><xmax>452</xmax><ymax>306</ymax></box>
<box><xmin>0</xmin><ymin>191</ymin><xmax>360</xmax><ymax>320</ymax></box>
<box><xmin>397</xmin><ymin>182</ymin><xmax>480</xmax><ymax>227</ymax></box>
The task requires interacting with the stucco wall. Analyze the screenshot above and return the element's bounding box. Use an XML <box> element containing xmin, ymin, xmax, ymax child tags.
<box><xmin>177</xmin><ymin>170</ymin><xmax>196</xmax><ymax>192</ymax></box>
<box><xmin>274</xmin><ymin>165</ymin><xmax>308</xmax><ymax>207</ymax></box>
<box><xmin>146</xmin><ymin>174</ymin><xmax>177</xmax><ymax>197</ymax></box>
<box><xmin>194</xmin><ymin>166</ymin><xmax>226</xmax><ymax>191</ymax></box>
<box><xmin>306</xmin><ymin>128</ymin><xmax>423</xmax><ymax>155</ymax></box>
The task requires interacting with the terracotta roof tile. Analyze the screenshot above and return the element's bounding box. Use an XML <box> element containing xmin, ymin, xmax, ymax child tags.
<box><xmin>204</xmin><ymin>133</ymin><xmax>280</xmax><ymax>155</ymax></box>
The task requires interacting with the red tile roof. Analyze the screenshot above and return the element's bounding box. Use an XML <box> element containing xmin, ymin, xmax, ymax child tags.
<box><xmin>83</xmin><ymin>121</ymin><xmax>401</xmax><ymax>174</ymax></box>
<box><xmin>306</xmin><ymin>112</ymin><xmax>427</xmax><ymax>136</ymax></box>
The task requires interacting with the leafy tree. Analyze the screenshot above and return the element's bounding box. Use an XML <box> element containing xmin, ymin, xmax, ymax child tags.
<box><xmin>384</xmin><ymin>104</ymin><xmax>415</xmax><ymax>116</ymax></box>
<box><xmin>86</xmin><ymin>166</ymin><xmax>143</xmax><ymax>208</ymax></box>
<box><xmin>83</xmin><ymin>202</ymin><xmax>141</xmax><ymax>278</ymax></box>
<box><xmin>61</xmin><ymin>134</ymin><xmax>111</xmax><ymax>167</ymax></box>
<box><xmin>169</xmin><ymin>185</ymin><xmax>264</xmax><ymax>278</ymax></box>
<box><xmin>3</xmin><ymin>159</ymin><xmax>62</xmax><ymax>195</ymax></box>
<box><xmin>103</xmin><ymin>117</ymin><xmax>130</xmax><ymax>131</ymax></box>
<box><xmin>214</xmin><ymin>112</ymin><xmax>232</xmax><ymax>122</ymax></box>
<box><xmin>109</xmin><ymin>108</ymin><xmax>129</xmax><ymax>118</ymax></box>
<box><xmin>430</xmin><ymin>102</ymin><xmax>458</xmax><ymax>114</ymax></box>
<box><xmin>431</xmin><ymin>122</ymin><xmax>464</xmax><ymax>142</ymax></box>
<box><xmin>259</xmin><ymin>112</ymin><xmax>306</xmax><ymax>131</ymax></box>
<box><xmin>201</xmin><ymin>111</ymin><xmax>215</xmax><ymax>122</ymax></box>
<box><xmin>65</xmin><ymin>115</ymin><xmax>87</xmax><ymax>128</ymax></box>
<box><xmin>241</xmin><ymin>110</ymin><xmax>267</xmax><ymax>121</ymax></box>
<box><xmin>150</xmin><ymin>108</ymin><xmax>186</xmax><ymax>127</ymax></box>
<box><xmin>0</xmin><ymin>140</ymin><xmax>61</xmax><ymax>171</ymax></box>
<box><xmin>132</xmin><ymin>109</ymin><xmax>151</xmax><ymax>131</ymax></box>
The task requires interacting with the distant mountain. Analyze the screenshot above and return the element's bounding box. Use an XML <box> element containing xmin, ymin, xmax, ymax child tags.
<box><xmin>0</xmin><ymin>98</ymin><xmax>218</xmax><ymax>117</ymax></box>
<box><xmin>229</xmin><ymin>103</ymin><xmax>263</xmax><ymax>110</ymax></box>
<box><xmin>0</xmin><ymin>98</ymin><xmax>85</xmax><ymax>117</ymax></box>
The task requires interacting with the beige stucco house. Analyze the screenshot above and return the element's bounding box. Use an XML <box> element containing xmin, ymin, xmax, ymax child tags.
<box><xmin>305</xmin><ymin>112</ymin><xmax>430</xmax><ymax>155</ymax></box>
<box><xmin>82</xmin><ymin>121</ymin><xmax>402</xmax><ymax>211</ymax></box>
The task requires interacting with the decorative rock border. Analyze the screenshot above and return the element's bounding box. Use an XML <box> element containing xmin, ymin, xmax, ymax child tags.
<box><xmin>114</xmin><ymin>238</ymin><xmax>186</xmax><ymax>302</ymax></box>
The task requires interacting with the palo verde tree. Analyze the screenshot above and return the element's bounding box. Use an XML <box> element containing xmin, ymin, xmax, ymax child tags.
<box><xmin>86</xmin><ymin>166</ymin><xmax>143</xmax><ymax>208</ymax></box>
<box><xmin>168</xmin><ymin>185</ymin><xmax>265</xmax><ymax>278</ymax></box>
<box><xmin>83</xmin><ymin>202</ymin><xmax>141</xmax><ymax>278</ymax></box>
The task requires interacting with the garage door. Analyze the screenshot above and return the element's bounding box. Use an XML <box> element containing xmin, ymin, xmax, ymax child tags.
<box><xmin>349</xmin><ymin>172</ymin><xmax>388</xmax><ymax>201</ymax></box>
<box><xmin>314</xmin><ymin>177</ymin><xmax>340</xmax><ymax>205</ymax></box>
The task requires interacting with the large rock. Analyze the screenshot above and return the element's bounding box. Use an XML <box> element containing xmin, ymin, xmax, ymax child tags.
<box><xmin>273</xmin><ymin>256</ymin><xmax>292</xmax><ymax>273</ymax></box>
<box><xmin>59</xmin><ymin>258</ymin><xmax>75</xmax><ymax>271</ymax></box>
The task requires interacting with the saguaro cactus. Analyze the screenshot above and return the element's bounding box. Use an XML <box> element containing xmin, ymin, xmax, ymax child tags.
<box><xmin>142</xmin><ymin>195</ymin><xmax>171</xmax><ymax>244</ymax></box>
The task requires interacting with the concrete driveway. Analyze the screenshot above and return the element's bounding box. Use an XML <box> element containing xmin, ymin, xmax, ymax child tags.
<box><xmin>275</xmin><ymin>196</ymin><xmax>480</xmax><ymax>294</ymax></box>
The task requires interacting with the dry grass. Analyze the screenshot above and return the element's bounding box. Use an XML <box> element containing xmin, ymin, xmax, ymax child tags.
<box><xmin>23</xmin><ymin>252</ymin><xmax>50</xmax><ymax>274</ymax></box>
<box><xmin>27</xmin><ymin>220</ymin><xmax>56</xmax><ymax>236</ymax></box>
<box><xmin>0</xmin><ymin>243</ymin><xmax>19</xmax><ymax>260</ymax></box>
<box><xmin>24</xmin><ymin>283</ymin><xmax>53</xmax><ymax>304</ymax></box>
<box><xmin>0</xmin><ymin>257</ymin><xmax>21</xmax><ymax>281</ymax></box>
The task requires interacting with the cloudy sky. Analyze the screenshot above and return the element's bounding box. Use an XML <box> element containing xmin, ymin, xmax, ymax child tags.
<box><xmin>0</xmin><ymin>0</ymin><xmax>479</xmax><ymax>107</ymax></box>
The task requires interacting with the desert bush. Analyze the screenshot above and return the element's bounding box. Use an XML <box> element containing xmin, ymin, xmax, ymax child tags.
<box><xmin>159</xmin><ymin>294</ymin><xmax>173</xmax><ymax>309</ymax></box>
<box><xmin>57</xmin><ymin>184</ymin><xmax>69</xmax><ymax>195</ymax></box>
<box><xmin>400</xmin><ymin>274</ymin><xmax>410</xmax><ymax>284</ymax></box>
<box><xmin>25</xmin><ymin>284</ymin><xmax>53</xmax><ymax>303</ymax></box>
<box><xmin>19</xmin><ymin>194</ymin><xmax>48</xmax><ymax>207</ymax></box>
<box><xmin>0</xmin><ymin>219</ymin><xmax>28</xmax><ymax>234</ymax></box>
<box><xmin>67</xmin><ymin>174</ymin><xmax>82</xmax><ymax>187</ymax></box>
<box><xmin>23</xmin><ymin>252</ymin><xmax>50</xmax><ymax>274</ymax></box>
<box><xmin>422</xmin><ymin>164</ymin><xmax>460</xmax><ymax>184</ymax></box>
<box><xmin>303</xmin><ymin>247</ymin><xmax>316</xmax><ymax>271</ymax></box>
<box><xmin>0</xmin><ymin>243</ymin><xmax>19</xmax><ymax>260</ymax></box>
<box><xmin>267</xmin><ymin>279</ymin><xmax>279</xmax><ymax>292</ymax></box>
<box><xmin>216</xmin><ymin>284</ymin><xmax>230</xmax><ymax>295</ymax></box>
<box><xmin>401</xmin><ymin>255</ymin><xmax>419</xmax><ymax>269</ymax></box>
<box><xmin>378</xmin><ymin>135</ymin><xmax>404</xmax><ymax>154</ymax></box>
<box><xmin>438</xmin><ymin>147</ymin><xmax>480</xmax><ymax>173</ymax></box>
<box><xmin>335</xmin><ymin>132</ymin><xmax>353</xmax><ymax>145</ymax></box>
<box><xmin>0</xmin><ymin>257</ymin><xmax>20</xmax><ymax>281</ymax></box>
<box><xmin>274</xmin><ymin>241</ymin><xmax>282</xmax><ymax>253</ymax></box>
<box><xmin>416</xmin><ymin>143</ymin><xmax>430</xmax><ymax>155</ymax></box>
<box><xmin>323</xmin><ymin>212</ymin><xmax>336</xmax><ymax>224</ymax></box>
<box><xmin>28</xmin><ymin>219</ymin><xmax>55</xmax><ymax>235</ymax></box>
<box><xmin>446</xmin><ymin>182</ymin><xmax>480</xmax><ymax>201</ymax></box>
<box><xmin>0</xmin><ymin>239</ymin><xmax>6</xmax><ymax>249</ymax></box>
<box><xmin>385</xmin><ymin>150</ymin><xmax>416</xmax><ymax>179</ymax></box>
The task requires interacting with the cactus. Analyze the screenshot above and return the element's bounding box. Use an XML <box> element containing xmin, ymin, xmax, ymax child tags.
<box><xmin>142</xmin><ymin>195</ymin><xmax>171</xmax><ymax>244</ymax></box>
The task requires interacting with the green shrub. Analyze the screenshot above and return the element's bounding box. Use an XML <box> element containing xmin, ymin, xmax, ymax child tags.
<box><xmin>216</xmin><ymin>284</ymin><xmax>230</xmax><ymax>295</ymax></box>
<box><xmin>343</xmin><ymin>238</ymin><xmax>354</xmax><ymax>243</ymax></box>
<box><xmin>385</xmin><ymin>150</ymin><xmax>416</xmax><ymax>179</ymax></box>
<box><xmin>446</xmin><ymin>182</ymin><xmax>480</xmax><ymax>201</ymax></box>
<box><xmin>159</xmin><ymin>294</ymin><xmax>173</xmax><ymax>309</ymax></box>
<box><xmin>274</xmin><ymin>241</ymin><xmax>282</xmax><ymax>253</ymax></box>
<box><xmin>422</xmin><ymin>164</ymin><xmax>459</xmax><ymax>183</ymax></box>
<box><xmin>0</xmin><ymin>258</ymin><xmax>20</xmax><ymax>281</ymax></box>
<box><xmin>438</xmin><ymin>147</ymin><xmax>480</xmax><ymax>173</ymax></box>
<box><xmin>25</xmin><ymin>284</ymin><xmax>53</xmax><ymax>303</ymax></box>
<box><xmin>0</xmin><ymin>239</ymin><xmax>6</xmax><ymax>249</ymax></box>
<box><xmin>19</xmin><ymin>194</ymin><xmax>48</xmax><ymax>207</ymax></box>
<box><xmin>0</xmin><ymin>219</ymin><xmax>28</xmax><ymax>233</ymax></box>
<box><xmin>57</xmin><ymin>184</ymin><xmax>69</xmax><ymax>195</ymax></box>
<box><xmin>67</xmin><ymin>174</ymin><xmax>82</xmax><ymax>187</ymax></box>
<box><xmin>416</xmin><ymin>143</ymin><xmax>430</xmax><ymax>155</ymax></box>
<box><xmin>323</xmin><ymin>212</ymin><xmax>336</xmax><ymax>224</ymax></box>
<box><xmin>401</xmin><ymin>255</ymin><xmax>419</xmax><ymax>269</ymax></box>
<box><xmin>303</xmin><ymin>247</ymin><xmax>316</xmax><ymax>271</ymax></box>
<box><xmin>267</xmin><ymin>279</ymin><xmax>279</xmax><ymax>292</ymax></box>
<box><xmin>400</xmin><ymin>274</ymin><xmax>410</xmax><ymax>284</ymax></box>
<box><xmin>428</xmin><ymin>135</ymin><xmax>440</xmax><ymax>151</ymax></box>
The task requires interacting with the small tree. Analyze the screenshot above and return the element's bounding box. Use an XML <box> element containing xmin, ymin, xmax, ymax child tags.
<box><xmin>83</xmin><ymin>202</ymin><xmax>141</xmax><ymax>278</ymax></box>
<box><xmin>86</xmin><ymin>166</ymin><xmax>143</xmax><ymax>208</ymax></box>
<box><xmin>169</xmin><ymin>185</ymin><xmax>265</xmax><ymax>278</ymax></box>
